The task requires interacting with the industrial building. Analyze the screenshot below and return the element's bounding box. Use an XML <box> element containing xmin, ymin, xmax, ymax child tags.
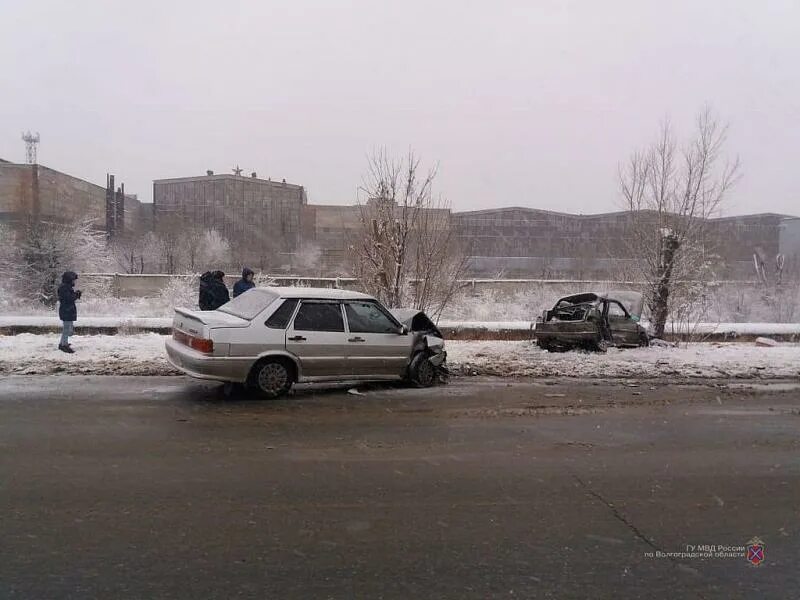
<box><xmin>151</xmin><ymin>168</ymin><xmax>796</xmax><ymax>278</ymax></box>
<box><xmin>0</xmin><ymin>159</ymin><xmax>148</xmax><ymax>234</ymax></box>
<box><xmin>152</xmin><ymin>172</ymin><xmax>307</xmax><ymax>270</ymax></box>
<box><xmin>3</xmin><ymin>155</ymin><xmax>795</xmax><ymax>279</ymax></box>
<box><xmin>453</xmin><ymin>208</ymin><xmax>792</xmax><ymax>278</ymax></box>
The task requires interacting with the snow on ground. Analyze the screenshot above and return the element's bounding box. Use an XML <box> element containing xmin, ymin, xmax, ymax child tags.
<box><xmin>2</xmin><ymin>315</ymin><xmax>800</xmax><ymax>338</ymax></box>
<box><xmin>0</xmin><ymin>334</ymin><xmax>175</xmax><ymax>376</ymax></box>
<box><xmin>448</xmin><ymin>341</ymin><xmax>800</xmax><ymax>379</ymax></box>
<box><xmin>691</xmin><ymin>322</ymin><xmax>800</xmax><ymax>335</ymax></box>
<box><xmin>1</xmin><ymin>334</ymin><xmax>799</xmax><ymax>380</ymax></box>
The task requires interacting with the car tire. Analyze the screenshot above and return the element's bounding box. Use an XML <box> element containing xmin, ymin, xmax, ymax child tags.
<box><xmin>638</xmin><ymin>332</ymin><xmax>650</xmax><ymax>347</ymax></box>
<box><xmin>251</xmin><ymin>359</ymin><xmax>294</xmax><ymax>398</ymax></box>
<box><xmin>409</xmin><ymin>352</ymin><xmax>437</xmax><ymax>388</ymax></box>
<box><xmin>595</xmin><ymin>339</ymin><xmax>609</xmax><ymax>353</ymax></box>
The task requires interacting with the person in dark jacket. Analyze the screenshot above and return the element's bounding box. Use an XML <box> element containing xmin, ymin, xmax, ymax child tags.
<box><xmin>233</xmin><ymin>267</ymin><xmax>255</xmax><ymax>298</ymax></box>
<box><xmin>207</xmin><ymin>270</ymin><xmax>230</xmax><ymax>310</ymax></box>
<box><xmin>198</xmin><ymin>271</ymin><xmax>214</xmax><ymax>310</ymax></box>
<box><xmin>57</xmin><ymin>271</ymin><xmax>81</xmax><ymax>353</ymax></box>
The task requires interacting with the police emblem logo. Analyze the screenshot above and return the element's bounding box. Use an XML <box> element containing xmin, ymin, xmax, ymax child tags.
<box><xmin>746</xmin><ymin>537</ymin><xmax>765</xmax><ymax>566</ymax></box>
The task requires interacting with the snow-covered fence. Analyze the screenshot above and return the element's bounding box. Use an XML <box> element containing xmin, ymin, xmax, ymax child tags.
<box><xmin>77</xmin><ymin>273</ymin><xmax>361</xmax><ymax>298</ymax></box>
<box><xmin>2</xmin><ymin>316</ymin><xmax>798</xmax><ymax>342</ymax></box>
<box><xmin>76</xmin><ymin>273</ymin><xmax>771</xmax><ymax>301</ymax></box>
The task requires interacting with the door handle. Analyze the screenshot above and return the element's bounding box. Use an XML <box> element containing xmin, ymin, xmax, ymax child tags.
<box><xmin>348</xmin><ymin>337</ymin><xmax>365</xmax><ymax>342</ymax></box>
<box><xmin>288</xmin><ymin>335</ymin><xmax>306</xmax><ymax>342</ymax></box>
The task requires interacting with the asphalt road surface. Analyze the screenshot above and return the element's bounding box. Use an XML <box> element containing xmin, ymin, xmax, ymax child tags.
<box><xmin>1</xmin><ymin>376</ymin><xmax>798</xmax><ymax>599</ymax></box>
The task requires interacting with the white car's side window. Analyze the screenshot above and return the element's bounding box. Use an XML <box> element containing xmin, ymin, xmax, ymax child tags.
<box><xmin>345</xmin><ymin>302</ymin><xmax>398</xmax><ymax>334</ymax></box>
<box><xmin>293</xmin><ymin>302</ymin><xmax>345</xmax><ymax>332</ymax></box>
<box><xmin>265</xmin><ymin>299</ymin><xmax>298</xmax><ymax>329</ymax></box>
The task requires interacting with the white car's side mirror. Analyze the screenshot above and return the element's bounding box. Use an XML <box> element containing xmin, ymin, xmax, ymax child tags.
<box><xmin>399</xmin><ymin>325</ymin><xmax>409</xmax><ymax>335</ymax></box>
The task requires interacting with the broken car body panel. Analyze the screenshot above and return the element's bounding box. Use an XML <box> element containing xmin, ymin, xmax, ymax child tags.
<box><xmin>534</xmin><ymin>291</ymin><xmax>649</xmax><ymax>351</ymax></box>
<box><xmin>389</xmin><ymin>308</ymin><xmax>447</xmax><ymax>375</ymax></box>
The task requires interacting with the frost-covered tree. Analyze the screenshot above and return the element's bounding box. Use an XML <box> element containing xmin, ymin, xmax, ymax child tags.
<box><xmin>350</xmin><ymin>149</ymin><xmax>468</xmax><ymax>317</ymax></box>
<box><xmin>293</xmin><ymin>243</ymin><xmax>322</xmax><ymax>275</ymax></box>
<box><xmin>5</xmin><ymin>219</ymin><xmax>110</xmax><ymax>306</ymax></box>
<box><xmin>196</xmin><ymin>229</ymin><xmax>231</xmax><ymax>271</ymax></box>
<box><xmin>619</xmin><ymin>108</ymin><xmax>740</xmax><ymax>337</ymax></box>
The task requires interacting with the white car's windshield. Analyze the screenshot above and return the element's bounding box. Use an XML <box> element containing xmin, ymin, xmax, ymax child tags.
<box><xmin>218</xmin><ymin>288</ymin><xmax>278</xmax><ymax>320</ymax></box>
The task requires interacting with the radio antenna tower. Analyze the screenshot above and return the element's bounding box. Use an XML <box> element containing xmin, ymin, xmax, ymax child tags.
<box><xmin>21</xmin><ymin>131</ymin><xmax>40</xmax><ymax>164</ymax></box>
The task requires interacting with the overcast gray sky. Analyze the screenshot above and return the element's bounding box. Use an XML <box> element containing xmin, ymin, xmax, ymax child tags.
<box><xmin>1</xmin><ymin>0</ymin><xmax>798</xmax><ymax>215</ymax></box>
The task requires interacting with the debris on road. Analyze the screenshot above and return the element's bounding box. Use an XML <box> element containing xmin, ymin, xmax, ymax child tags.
<box><xmin>755</xmin><ymin>337</ymin><xmax>779</xmax><ymax>347</ymax></box>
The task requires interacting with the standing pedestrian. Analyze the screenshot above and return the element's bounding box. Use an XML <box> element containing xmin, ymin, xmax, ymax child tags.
<box><xmin>233</xmin><ymin>267</ymin><xmax>255</xmax><ymax>298</ymax></box>
<box><xmin>207</xmin><ymin>271</ymin><xmax>230</xmax><ymax>310</ymax></box>
<box><xmin>57</xmin><ymin>271</ymin><xmax>81</xmax><ymax>353</ymax></box>
<box><xmin>198</xmin><ymin>271</ymin><xmax>214</xmax><ymax>310</ymax></box>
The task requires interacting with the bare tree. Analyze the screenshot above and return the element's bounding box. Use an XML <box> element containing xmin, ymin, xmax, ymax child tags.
<box><xmin>110</xmin><ymin>230</ymin><xmax>149</xmax><ymax>274</ymax></box>
<box><xmin>755</xmin><ymin>250</ymin><xmax>800</xmax><ymax>322</ymax></box>
<box><xmin>619</xmin><ymin>108</ymin><xmax>740</xmax><ymax>337</ymax></box>
<box><xmin>408</xmin><ymin>198</ymin><xmax>470</xmax><ymax>318</ymax></box>
<box><xmin>350</xmin><ymin>149</ymin><xmax>468</xmax><ymax>316</ymax></box>
<box><xmin>182</xmin><ymin>223</ymin><xmax>207</xmax><ymax>273</ymax></box>
<box><xmin>151</xmin><ymin>215</ymin><xmax>187</xmax><ymax>274</ymax></box>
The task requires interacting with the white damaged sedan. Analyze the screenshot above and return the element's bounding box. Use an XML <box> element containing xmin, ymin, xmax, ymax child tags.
<box><xmin>165</xmin><ymin>287</ymin><xmax>446</xmax><ymax>397</ymax></box>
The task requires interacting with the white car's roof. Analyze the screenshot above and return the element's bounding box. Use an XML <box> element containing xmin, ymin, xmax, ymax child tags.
<box><xmin>259</xmin><ymin>286</ymin><xmax>375</xmax><ymax>301</ymax></box>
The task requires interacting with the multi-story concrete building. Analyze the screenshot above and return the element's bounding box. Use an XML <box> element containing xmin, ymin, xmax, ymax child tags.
<box><xmin>152</xmin><ymin>172</ymin><xmax>307</xmax><ymax>270</ymax></box>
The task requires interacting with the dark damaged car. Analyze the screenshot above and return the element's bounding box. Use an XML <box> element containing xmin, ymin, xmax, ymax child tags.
<box><xmin>534</xmin><ymin>291</ymin><xmax>650</xmax><ymax>352</ymax></box>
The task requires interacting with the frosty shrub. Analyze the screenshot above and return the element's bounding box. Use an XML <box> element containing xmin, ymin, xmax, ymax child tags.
<box><xmin>196</xmin><ymin>230</ymin><xmax>231</xmax><ymax>271</ymax></box>
<box><xmin>5</xmin><ymin>219</ymin><xmax>111</xmax><ymax>306</ymax></box>
<box><xmin>253</xmin><ymin>272</ymin><xmax>277</xmax><ymax>287</ymax></box>
<box><xmin>293</xmin><ymin>244</ymin><xmax>322</xmax><ymax>275</ymax></box>
<box><xmin>158</xmin><ymin>275</ymin><xmax>199</xmax><ymax>313</ymax></box>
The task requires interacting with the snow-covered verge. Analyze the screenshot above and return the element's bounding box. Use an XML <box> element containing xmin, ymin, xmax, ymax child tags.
<box><xmin>2</xmin><ymin>316</ymin><xmax>799</xmax><ymax>339</ymax></box>
<box><xmin>2</xmin><ymin>278</ymin><xmax>798</xmax><ymax>325</ymax></box>
<box><xmin>448</xmin><ymin>341</ymin><xmax>800</xmax><ymax>379</ymax></box>
<box><xmin>1</xmin><ymin>334</ymin><xmax>799</xmax><ymax>380</ymax></box>
<box><xmin>0</xmin><ymin>334</ymin><xmax>175</xmax><ymax>376</ymax></box>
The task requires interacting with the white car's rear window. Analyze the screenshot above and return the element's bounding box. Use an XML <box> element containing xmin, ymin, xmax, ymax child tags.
<box><xmin>219</xmin><ymin>289</ymin><xmax>279</xmax><ymax>320</ymax></box>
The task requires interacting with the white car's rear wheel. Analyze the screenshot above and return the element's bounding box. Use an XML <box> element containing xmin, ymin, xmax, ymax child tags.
<box><xmin>253</xmin><ymin>360</ymin><xmax>293</xmax><ymax>398</ymax></box>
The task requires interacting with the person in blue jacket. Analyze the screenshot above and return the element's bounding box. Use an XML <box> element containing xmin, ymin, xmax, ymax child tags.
<box><xmin>57</xmin><ymin>271</ymin><xmax>81</xmax><ymax>353</ymax></box>
<box><xmin>233</xmin><ymin>267</ymin><xmax>255</xmax><ymax>298</ymax></box>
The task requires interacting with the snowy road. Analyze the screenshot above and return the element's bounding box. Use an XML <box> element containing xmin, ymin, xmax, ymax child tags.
<box><xmin>1</xmin><ymin>333</ymin><xmax>799</xmax><ymax>379</ymax></box>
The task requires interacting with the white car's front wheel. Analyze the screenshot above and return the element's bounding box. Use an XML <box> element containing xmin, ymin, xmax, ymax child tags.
<box><xmin>252</xmin><ymin>359</ymin><xmax>294</xmax><ymax>398</ymax></box>
<box><xmin>409</xmin><ymin>352</ymin><xmax>437</xmax><ymax>388</ymax></box>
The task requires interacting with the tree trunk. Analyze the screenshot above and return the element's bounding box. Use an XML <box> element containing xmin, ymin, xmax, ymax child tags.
<box><xmin>652</xmin><ymin>232</ymin><xmax>680</xmax><ymax>338</ymax></box>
